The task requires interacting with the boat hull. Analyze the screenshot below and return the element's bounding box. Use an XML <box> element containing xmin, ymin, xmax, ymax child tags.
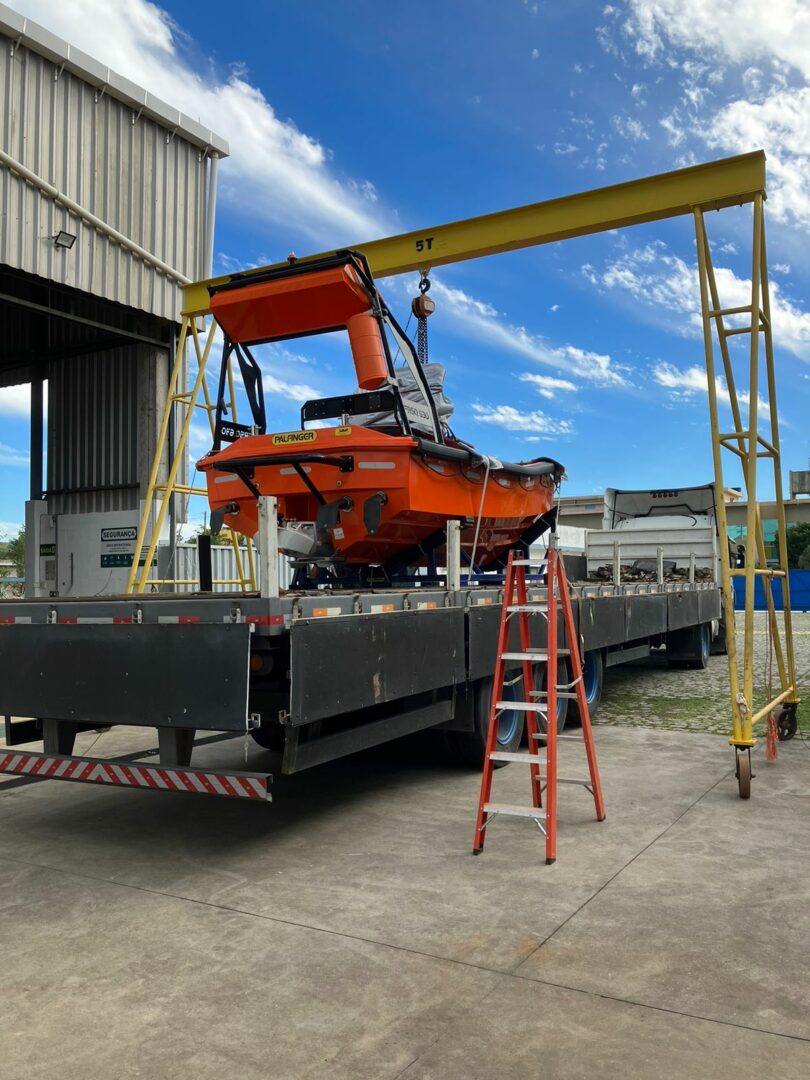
<box><xmin>199</xmin><ymin>427</ymin><xmax>558</xmax><ymax>568</ymax></box>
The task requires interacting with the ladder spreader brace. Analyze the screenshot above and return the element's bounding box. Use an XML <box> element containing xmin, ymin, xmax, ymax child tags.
<box><xmin>473</xmin><ymin>537</ymin><xmax>606</xmax><ymax>864</ymax></box>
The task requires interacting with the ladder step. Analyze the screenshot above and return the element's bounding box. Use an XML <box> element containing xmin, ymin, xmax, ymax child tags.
<box><xmin>532</xmin><ymin>732</ymin><xmax>583</xmax><ymax>740</ymax></box>
<box><xmin>496</xmin><ymin>701</ymin><xmax>549</xmax><ymax>713</ymax></box>
<box><xmin>489</xmin><ymin>751</ymin><xmax>547</xmax><ymax>764</ymax></box>
<box><xmin>484</xmin><ymin>802</ymin><xmax>546</xmax><ymax>819</ymax></box>
<box><xmin>505</xmin><ymin>604</ymin><xmax>549</xmax><ymax>613</ymax></box>
<box><xmin>557</xmin><ymin>777</ymin><xmax>593</xmax><ymax>786</ymax></box>
<box><xmin>531</xmin><ymin>691</ymin><xmax>579</xmax><ymax>699</ymax></box>
<box><xmin>501</xmin><ymin>651</ymin><xmax>550</xmax><ymax>662</ymax></box>
<box><xmin>512</xmin><ymin>559</ymin><xmax>547</xmax><ymax>567</ymax></box>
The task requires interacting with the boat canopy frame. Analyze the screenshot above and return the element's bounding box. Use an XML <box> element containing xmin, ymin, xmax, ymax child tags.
<box><xmin>207</xmin><ymin>250</ymin><xmax>444</xmax><ymax>451</ymax></box>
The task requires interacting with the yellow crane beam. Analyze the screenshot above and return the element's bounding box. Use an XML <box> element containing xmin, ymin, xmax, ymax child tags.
<box><xmin>182</xmin><ymin>150</ymin><xmax>765</xmax><ymax>316</ymax></box>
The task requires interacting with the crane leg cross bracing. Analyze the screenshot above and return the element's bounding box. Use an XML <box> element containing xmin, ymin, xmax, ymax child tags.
<box><xmin>694</xmin><ymin>197</ymin><xmax>798</xmax><ymax>785</ymax></box>
<box><xmin>135</xmin><ymin>150</ymin><xmax>797</xmax><ymax>796</ymax></box>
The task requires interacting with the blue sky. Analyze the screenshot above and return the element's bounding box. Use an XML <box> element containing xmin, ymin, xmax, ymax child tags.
<box><xmin>2</xmin><ymin>0</ymin><xmax>809</xmax><ymax>537</ymax></box>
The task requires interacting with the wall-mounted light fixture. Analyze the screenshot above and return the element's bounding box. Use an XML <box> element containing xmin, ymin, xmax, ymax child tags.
<box><xmin>52</xmin><ymin>230</ymin><xmax>77</xmax><ymax>250</ymax></box>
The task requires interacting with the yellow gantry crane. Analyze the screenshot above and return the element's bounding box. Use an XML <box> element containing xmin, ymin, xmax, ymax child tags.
<box><xmin>130</xmin><ymin>150</ymin><xmax>798</xmax><ymax>796</ymax></box>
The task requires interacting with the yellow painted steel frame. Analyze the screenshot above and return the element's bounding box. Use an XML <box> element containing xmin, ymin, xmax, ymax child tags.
<box><xmin>131</xmin><ymin>150</ymin><xmax>797</xmax><ymax>773</ymax></box>
<box><xmin>694</xmin><ymin>199</ymin><xmax>798</xmax><ymax>750</ymax></box>
<box><xmin>126</xmin><ymin>317</ymin><xmax>256</xmax><ymax>594</ymax></box>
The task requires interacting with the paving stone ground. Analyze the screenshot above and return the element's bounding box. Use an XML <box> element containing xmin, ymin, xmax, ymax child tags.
<box><xmin>595</xmin><ymin>610</ymin><xmax>810</xmax><ymax>736</ymax></box>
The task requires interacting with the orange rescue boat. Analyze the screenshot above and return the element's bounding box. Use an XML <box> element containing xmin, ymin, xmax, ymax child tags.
<box><xmin>198</xmin><ymin>252</ymin><xmax>562</xmax><ymax>580</ymax></box>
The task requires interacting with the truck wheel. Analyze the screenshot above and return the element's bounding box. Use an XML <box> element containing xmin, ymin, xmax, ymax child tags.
<box><xmin>445</xmin><ymin>674</ymin><xmax>524</xmax><ymax>767</ymax></box>
<box><xmin>571</xmin><ymin>650</ymin><xmax>604</xmax><ymax>725</ymax></box>
<box><xmin>686</xmin><ymin>624</ymin><xmax>711</xmax><ymax>670</ymax></box>
<box><xmin>667</xmin><ymin>623</ymin><xmax>711</xmax><ymax>669</ymax></box>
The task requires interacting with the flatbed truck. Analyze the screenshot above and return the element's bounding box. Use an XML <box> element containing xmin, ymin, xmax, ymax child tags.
<box><xmin>0</xmin><ymin>486</ymin><xmax>723</xmax><ymax>801</ymax></box>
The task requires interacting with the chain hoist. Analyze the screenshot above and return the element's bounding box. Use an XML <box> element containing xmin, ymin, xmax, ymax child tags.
<box><xmin>411</xmin><ymin>272</ymin><xmax>435</xmax><ymax>365</ymax></box>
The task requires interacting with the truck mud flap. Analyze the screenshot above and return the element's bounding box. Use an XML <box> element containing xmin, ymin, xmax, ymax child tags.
<box><xmin>0</xmin><ymin>624</ymin><xmax>252</xmax><ymax>731</ymax></box>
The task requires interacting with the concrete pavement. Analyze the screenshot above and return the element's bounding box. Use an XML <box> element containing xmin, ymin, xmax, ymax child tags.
<box><xmin>1</xmin><ymin>722</ymin><xmax>809</xmax><ymax>1078</ymax></box>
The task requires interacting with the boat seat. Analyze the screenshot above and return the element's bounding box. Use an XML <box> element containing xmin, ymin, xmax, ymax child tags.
<box><xmin>301</xmin><ymin>389</ymin><xmax>397</xmax><ymax>425</ymax></box>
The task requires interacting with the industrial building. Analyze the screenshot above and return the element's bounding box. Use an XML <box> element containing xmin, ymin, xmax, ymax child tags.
<box><xmin>0</xmin><ymin>3</ymin><xmax>226</xmax><ymax>595</ymax></box>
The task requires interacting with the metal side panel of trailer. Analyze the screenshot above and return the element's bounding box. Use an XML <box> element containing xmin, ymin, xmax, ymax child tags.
<box><xmin>468</xmin><ymin>587</ymin><xmax>722</xmax><ymax>666</ymax></box>
<box><xmin>289</xmin><ymin>607</ymin><xmax>466</xmax><ymax>724</ymax></box>
<box><xmin>0</xmin><ymin>622</ymin><xmax>252</xmax><ymax>731</ymax></box>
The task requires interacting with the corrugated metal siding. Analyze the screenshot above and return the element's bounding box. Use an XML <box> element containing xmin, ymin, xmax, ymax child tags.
<box><xmin>47</xmin><ymin>347</ymin><xmax>139</xmax><ymax>514</ymax></box>
<box><xmin>0</xmin><ymin>31</ymin><xmax>207</xmax><ymax>321</ymax></box>
<box><xmin>171</xmin><ymin>545</ymin><xmax>292</xmax><ymax>593</ymax></box>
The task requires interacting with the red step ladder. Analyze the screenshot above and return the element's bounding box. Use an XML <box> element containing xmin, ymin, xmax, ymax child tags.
<box><xmin>473</xmin><ymin>536</ymin><xmax>606</xmax><ymax>864</ymax></box>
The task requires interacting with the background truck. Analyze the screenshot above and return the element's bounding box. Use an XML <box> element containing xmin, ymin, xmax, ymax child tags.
<box><xmin>0</xmin><ymin>485</ymin><xmax>723</xmax><ymax>799</ymax></box>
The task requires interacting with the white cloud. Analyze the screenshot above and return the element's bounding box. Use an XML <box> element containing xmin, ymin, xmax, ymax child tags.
<box><xmin>589</xmin><ymin>242</ymin><xmax>810</xmax><ymax>359</ymax></box>
<box><xmin>471</xmin><ymin>404</ymin><xmax>572</xmax><ymax>435</ymax></box>
<box><xmin>625</xmin><ymin>1</ymin><xmax>810</xmax><ymax>78</ymax></box>
<box><xmin>704</xmin><ymin>87</ymin><xmax>810</xmax><ymax>230</ymax></box>
<box><xmin>624</xmin><ymin>2</ymin><xmax>810</xmax><ymax>232</ymax></box>
<box><xmin>0</xmin><ymin>442</ymin><xmax>29</xmax><ymax>467</ymax></box>
<box><xmin>0</xmin><ymin>385</ymin><xmax>32</xmax><ymax>417</ymax></box>
<box><xmin>519</xmin><ymin>373</ymin><xmax>578</xmax><ymax>399</ymax></box>
<box><xmin>193</xmin><ymin>325</ymin><xmax>324</xmax><ymax>404</ymax></box>
<box><xmin>429</xmin><ymin>279</ymin><xmax>628</xmax><ymax>385</ymax></box>
<box><xmin>189</xmin><ymin>421</ymin><xmax>213</xmax><ymax>459</ymax></box>
<box><xmin>14</xmin><ymin>0</ymin><xmax>387</xmax><ymax>245</ymax></box>
<box><xmin>612</xmin><ymin>115</ymin><xmax>650</xmax><ymax>141</ymax></box>
<box><xmin>554</xmin><ymin>142</ymin><xmax>579</xmax><ymax>155</ymax></box>
<box><xmin>652</xmin><ymin>362</ymin><xmax>768</xmax><ymax>412</ymax></box>
<box><xmin>0</xmin><ymin>522</ymin><xmax>23</xmax><ymax>540</ymax></box>
<box><xmin>260</xmin><ymin>372</ymin><xmax>322</xmax><ymax>402</ymax></box>
<box><xmin>549</xmin><ymin>304</ymin><xmax>560</xmax><ymax>312</ymax></box>
<box><xmin>659</xmin><ymin>109</ymin><xmax>686</xmax><ymax>146</ymax></box>
<box><xmin>531</xmin><ymin>47</ymin><xmax>540</xmax><ymax>60</ymax></box>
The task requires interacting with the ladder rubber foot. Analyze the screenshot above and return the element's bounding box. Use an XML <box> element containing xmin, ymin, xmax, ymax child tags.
<box><xmin>597</xmin><ymin>814</ymin><xmax>607</xmax><ymax>822</ymax></box>
<box><xmin>472</xmin><ymin>848</ymin><xmax>483</xmax><ymax>856</ymax></box>
<box><xmin>545</xmin><ymin>857</ymin><xmax>556</xmax><ymax>865</ymax></box>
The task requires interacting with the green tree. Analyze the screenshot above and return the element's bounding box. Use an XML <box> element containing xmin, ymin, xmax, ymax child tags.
<box><xmin>195</xmin><ymin>522</ymin><xmax>231</xmax><ymax>546</ymax></box>
<box><xmin>6</xmin><ymin>529</ymin><xmax>25</xmax><ymax>577</ymax></box>
<box><xmin>780</xmin><ymin>523</ymin><xmax>810</xmax><ymax>569</ymax></box>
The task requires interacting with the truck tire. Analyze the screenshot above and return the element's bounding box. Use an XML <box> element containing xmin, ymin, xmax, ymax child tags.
<box><xmin>445</xmin><ymin>673</ymin><xmax>524</xmax><ymax>768</ymax></box>
<box><xmin>570</xmin><ymin>649</ymin><xmax>604</xmax><ymax>725</ymax></box>
<box><xmin>687</xmin><ymin>623</ymin><xmax>712</xmax><ymax>670</ymax></box>
<box><xmin>667</xmin><ymin>623</ymin><xmax>711</xmax><ymax>670</ymax></box>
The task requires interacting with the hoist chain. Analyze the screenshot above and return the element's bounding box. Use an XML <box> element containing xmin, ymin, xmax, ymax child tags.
<box><xmin>411</xmin><ymin>272</ymin><xmax>435</xmax><ymax>365</ymax></box>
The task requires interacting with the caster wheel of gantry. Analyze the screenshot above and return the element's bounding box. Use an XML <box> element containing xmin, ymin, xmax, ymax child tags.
<box><xmin>735</xmin><ymin>750</ymin><xmax>751</xmax><ymax>799</ymax></box>
<box><xmin>775</xmin><ymin>705</ymin><xmax>798</xmax><ymax>742</ymax></box>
